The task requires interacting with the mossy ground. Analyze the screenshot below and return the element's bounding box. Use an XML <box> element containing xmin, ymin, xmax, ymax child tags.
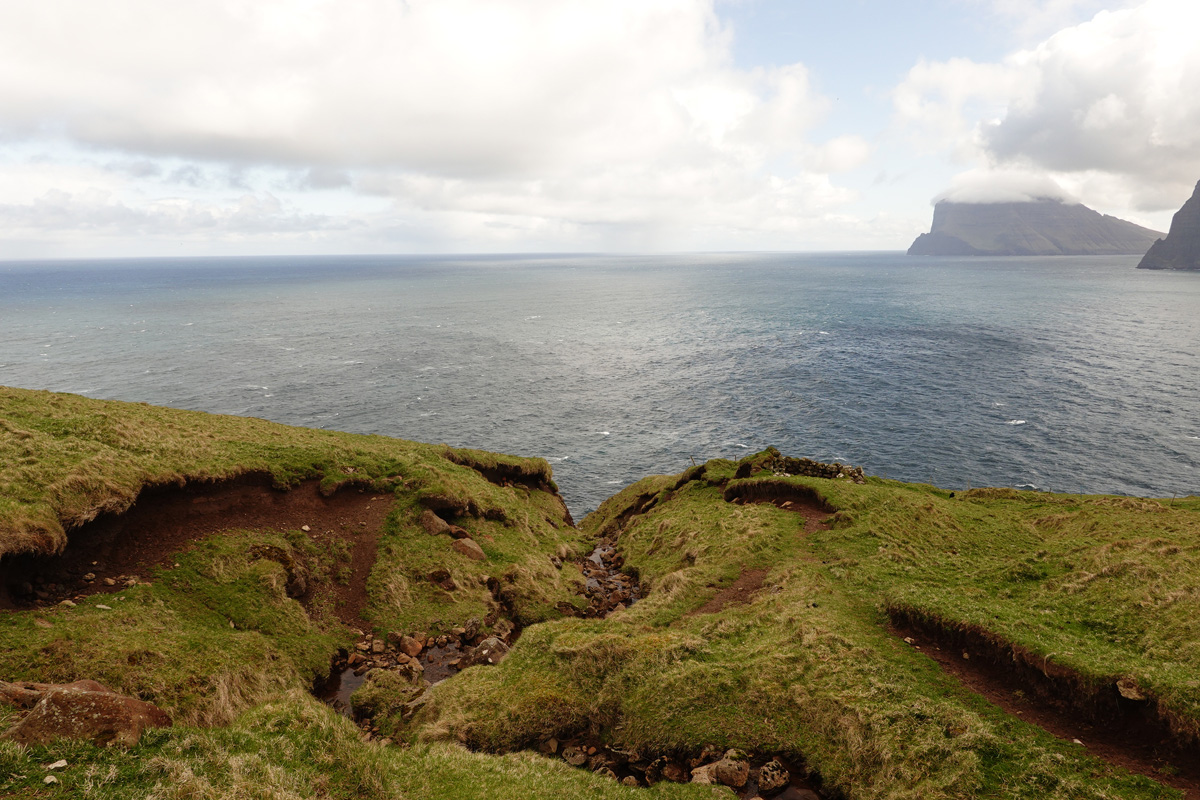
<box><xmin>2</xmin><ymin>389</ymin><xmax>1199</xmax><ymax>799</ymax></box>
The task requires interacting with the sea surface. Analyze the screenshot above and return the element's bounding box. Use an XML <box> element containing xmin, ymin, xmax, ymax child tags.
<box><xmin>1</xmin><ymin>252</ymin><xmax>1197</xmax><ymax>516</ymax></box>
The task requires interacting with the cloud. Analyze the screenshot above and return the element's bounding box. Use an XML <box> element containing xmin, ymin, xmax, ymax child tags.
<box><xmin>897</xmin><ymin>0</ymin><xmax>1200</xmax><ymax>214</ymax></box>
<box><xmin>0</xmin><ymin>0</ymin><xmax>877</xmax><ymax>252</ymax></box>
<box><xmin>933</xmin><ymin>168</ymin><xmax>1077</xmax><ymax>204</ymax></box>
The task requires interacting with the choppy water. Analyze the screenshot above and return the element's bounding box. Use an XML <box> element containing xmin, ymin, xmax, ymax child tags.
<box><xmin>2</xmin><ymin>252</ymin><xmax>1197</xmax><ymax>515</ymax></box>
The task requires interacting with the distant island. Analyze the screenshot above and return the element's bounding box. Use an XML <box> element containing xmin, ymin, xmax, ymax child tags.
<box><xmin>1138</xmin><ymin>179</ymin><xmax>1200</xmax><ymax>270</ymax></box>
<box><xmin>908</xmin><ymin>198</ymin><xmax>1163</xmax><ymax>256</ymax></box>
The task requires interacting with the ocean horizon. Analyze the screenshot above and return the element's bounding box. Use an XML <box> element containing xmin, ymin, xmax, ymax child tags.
<box><xmin>2</xmin><ymin>251</ymin><xmax>1197</xmax><ymax>516</ymax></box>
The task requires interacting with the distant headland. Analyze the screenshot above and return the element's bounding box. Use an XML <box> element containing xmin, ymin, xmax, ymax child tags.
<box><xmin>1138</xmin><ymin>179</ymin><xmax>1200</xmax><ymax>270</ymax></box>
<box><xmin>908</xmin><ymin>197</ymin><xmax>1163</xmax><ymax>256</ymax></box>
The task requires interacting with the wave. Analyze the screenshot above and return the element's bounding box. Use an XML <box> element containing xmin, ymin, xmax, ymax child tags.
<box><xmin>1006</xmin><ymin>420</ymin><xmax>1027</xmax><ymax>425</ymax></box>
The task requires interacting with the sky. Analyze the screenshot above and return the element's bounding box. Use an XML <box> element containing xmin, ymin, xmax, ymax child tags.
<box><xmin>1</xmin><ymin>0</ymin><xmax>1197</xmax><ymax>258</ymax></box>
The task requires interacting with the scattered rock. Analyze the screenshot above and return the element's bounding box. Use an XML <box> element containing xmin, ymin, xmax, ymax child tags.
<box><xmin>712</xmin><ymin>751</ymin><xmax>749</xmax><ymax>788</ymax></box>
<box><xmin>451</xmin><ymin>538</ymin><xmax>486</xmax><ymax>561</ymax></box>
<box><xmin>622</xmin><ymin>775</ymin><xmax>640</xmax><ymax>787</ymax></box>
<box><xmin>459</xmin><ymin>637</ymin><xmax>510</xmax><ymax>668</ymax></box>
<box><xmin>1117</xmin><ymin>677</ymin><xmax>1146</xmax><ymax>701</ymax></box>
<box><xmin>420</xmin><ymin>509</ymin><xmax>452</xmax><ymax>536</ymax></box>
<box><xmin>757</xmin><ymin>758</ymin><xmax>790</xmax><ymax>794</ymax></box>
<box><xmin>691</xmin><ymin>763</ymin><xmax>718</xmax><ymax>784</ymax></box>
<box><xmin>397</xmin><ymin>635</ymin><xmax>424</xmax><ymax>658</ymax></box>
<box><xmin>43</xmin><ymin>776</ymin><xmax>59</xmax><ymax>785</ymax></box>
<box><xmin>46</xmin><ymin>759</ymin><xmax>68</xmax><ymax>770</ymax></box>
<box><xmin>1</xmin><ymin>684</ymin><xmax>171</xmax><ymax>747</ymax></box>
<box><xmin>562</xmin><ymin>745</ymin><xmax>589</xmax><ymax>767</ymax></box>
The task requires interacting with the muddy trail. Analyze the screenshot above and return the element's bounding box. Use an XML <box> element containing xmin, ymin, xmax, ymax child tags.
<box><xmin>891</xmin><ymin>610</ymin><xmax>1200</xmax><ymax>799</ymax></box>
<box><xmin>0</xmin><ymin>474</ymin><xmax>391</xmax><ymax>621</ymax></box>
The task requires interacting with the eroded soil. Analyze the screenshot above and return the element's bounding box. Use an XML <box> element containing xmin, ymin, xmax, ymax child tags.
<box><xmin>891</xmin><ymin>613</ymin><xmax>1200</xmax><ymax>799</ymax></box>
<box><xmin>1</xmin><ymin>474</ymin><xmax>392</xmax><ymax>622</ymax></box>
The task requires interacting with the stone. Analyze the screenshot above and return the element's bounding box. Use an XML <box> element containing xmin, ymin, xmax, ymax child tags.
<box><xmin>2</xmin><ymin>685</ymin><xmax>171</xmax><ymax>747</ymax></box>
<box><xmin>459</xmin><ymin>636</ymin><xmax>510</xmax><ymax>668</ymax></box>
<box><xmin>562</xmin><ymin>745</ymin><xmax>589</xmax><ymax>767</ymax></box>
<box><xmin>690</xmin><ymin>763</ymin><xmax>718</xmax><ymax>784</ymax></box>
<box><xmin>462</xmin><ymin>616</ymin><xmax>481</xmax><ymax>640</ymax></box>
<box><xmin>661</xmin><ymin>760</ymin><xmax>688</xmax><ymax>783</ymax></box>
<box><xmin>420</xmin><ymin>509</ymin><xmax>452</xmax><ymax>536</ymax></box>
<box><xmin>757</xmin><ymin>759</ymin><xmax>790</xmax><ymax>794</ymax></box>
<box><xmin>83</xmin><ymin>572</ymin><xmax>95</xmax><ymax>581</ymax></box>
<box><xmin>622</xmin><ymin>775</ymin><xmax>640</xmax><ymax>787</ymax></box>
<box><xmin>398</xmin><ymin>635</ymin><xmax>423</xmax><ymax>658</ymax></box>
<box><xmin>774</xmin><ymin>789</ymin><xmax>820</xmax><ymax>800</ymax></box>
<box><xmin>539</xmin><ymin>737</ymin><xmax>559</xmax><ymax>754</ymax></box>
<box><xmin>44</xmin><ymin>776</ymin><xmax>58</xmax><ymax>785</ymax></box>
<box><xmin>712</xmin><ymin>756</ymin><xmax>749</xmax><ymax>788</ymax></box>
<box><xmin>595</xmin><ymin>767</ymin><xmax>617</xmax><ymax>780</ymax></box>
<box><xmin>371</xmin><ymin>639</ymin><xmax>385</xmax><ymax>654</ymax></box>
<box><xmin>46</xmin><ymin>759</ymin><xmax>68</xmax><ymax>770</ymax></box>
<box><xmin>451</xmin><ymin>538</ymin><xmax>486</xmax><ymax>561</ymax></box>
<box><xmin>1117</xmin><ymin>678</ymin><xmax>1146</xmax><ymax>701</ymax></box>
<box><xmin>102</xmin><ymin>578</ymin><xmax>116</xmax><ymax>587</ymax></box>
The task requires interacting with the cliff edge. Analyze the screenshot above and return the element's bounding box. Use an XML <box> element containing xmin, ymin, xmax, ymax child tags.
<box><xmin>1138</xmin><ymin>179</ymin><xmax>1200</xmax><ymax>270</ymax></box>
<box><xmin>908</xmin><ymin>198</ymin><xmax>1163</xmax><ymax>256</ymax></box>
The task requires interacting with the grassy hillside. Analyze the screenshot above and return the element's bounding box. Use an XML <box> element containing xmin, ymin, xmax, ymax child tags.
<box><xmin>2</xmin><ymin>389</ymin><xmax>1198</xmax><ymax>799</ymax></box>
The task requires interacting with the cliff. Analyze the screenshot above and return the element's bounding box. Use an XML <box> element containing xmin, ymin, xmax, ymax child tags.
<box><xmin>908</xmin><ymin>198</ymin><xmax>1163</xmax><ymax>256</ymax></box>
<box><xmin>1138</xmin><ymin>179</ymin><xmax>1200</xmax><ymax>270</ymax></box>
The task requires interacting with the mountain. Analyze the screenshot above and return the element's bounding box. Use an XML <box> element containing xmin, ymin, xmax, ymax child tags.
<box><xmin>1138</xmin><ymin>179</ymin><xmax>1200</xmax><ymax>270</ymax></box>
<box><xmin>907</xmin><ymin>198</ymin><xmax>1163</xmax><ymax>256</ymax></box>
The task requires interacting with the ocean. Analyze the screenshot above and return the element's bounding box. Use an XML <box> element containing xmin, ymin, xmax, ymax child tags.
<box><xmin>1</xmin><ymin>252</ymin><xmax>1197</xmax><ymax>516</ymax></box>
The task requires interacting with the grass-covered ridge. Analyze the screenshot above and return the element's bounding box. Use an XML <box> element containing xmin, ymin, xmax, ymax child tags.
<box><xmin>3</xmin><ymin>389</ymin><xmax>1199</xmax><ymax>799</ymax></box>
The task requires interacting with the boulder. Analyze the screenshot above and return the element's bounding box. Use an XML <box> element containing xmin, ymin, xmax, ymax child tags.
<box><xmin>757</xmin><ymin>758</ymin><xmax>790</xmax><ymax>794</ymax></box>
<box><xmin>451</xmin><ymin>538</ymin><xmax>486</xmax><ymax>560</ymax></box>
<box><xmin>1</xmin><ymin>684</ymin><xmax>171</xmax><ymax>747</ymax></box>
<box><xmin>420</xmin><ymin>509</ymin><xmax>452</xmax><ymax>536</ymax></box>
<box><xmin>0</xmin><ymin>680</ymin><xmax>109</xmax><ymax>710</ymax></box>
<box><xmin>712</xmin><ymin>753</ymin><xmax>749</xmax><ymax>788</ymax></box>
<box><xmin>459</xmin><ymin>636</ymin><xmax>509</xmax><ymax>668</ymax></box>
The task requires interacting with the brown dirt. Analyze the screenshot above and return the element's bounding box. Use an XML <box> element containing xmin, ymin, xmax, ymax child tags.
<box><xmin>723</xmin><ymin>482</ymin><xmax>834</xmax><ymax>533</ymax></box>
<box><xmin>0</xmin><ymin>473</ymin><xmax>393</xmax><ymax>624</ymax></box>
<box><xmin>890</xmin><ymin>612</ymin><xmax>1200</xmax><ymax>799</ymax></box>
<box><xmin>687</xmin><ymin>568</ymin><xmax>768</xmax><ymax>617</ymax></box>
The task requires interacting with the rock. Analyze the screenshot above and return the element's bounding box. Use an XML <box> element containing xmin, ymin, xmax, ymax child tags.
<box><xmin>46</xmin><ymin>759</ymin><xmax>68</xmax><ymax>770</ymax></box>
<box><xmin>102</xmin><ymin>578</ymin><xmax>116</xmax><ymax>587</ymax></box>
<box><xmin>562</xmin><ymin>745</ymin><xmax>589</xmax><ymax>767</ymax></box>
<box><xmin>774</xmin><ymin>789</ymin><xmax>821</xmax><ymax>800</ymax></box>
<box><xmin>757</xmin><ymin>759</ymin><xmax>790</xmax><ymax>794</ymax></box>
<box><xmin>451</xmin><ymin>538</ymin><xmax>486</xmax><ymax>561</ymax></box>
<box><xmin>459</xmin><ymin>636</ymin><xmax>510</xmax><ymax>668</ymax></box>
<box><xmin>83</xmin><ymin>572</ymin><xmax>95</xmax><ymax>581</ymax></box>
<box><xmin>690</xmin><ymin>763</ymin><xmax>718</xmax><ymax>784</ymax></box>
<box><xmin>1139</xmin><ymin>179</ymin><xmax>1200</xmax><ymax>270</ymax></box>
<box><xmin>0</xmin><ymin>680</ymin><xmax>110</xmax><ymax>709</ymax></box>
<box><xmin>420</xmin><ymin>509</ymin><xmax>452</xmax><ymax>536</ymax></box>
<box><xmin>661</xmin><ymin>760</ymin><xmax>688</xmax><ymax>783</ymax></box>
<box><xmin>2</xmin><ymin>685</ymin><xmax>171</xmax><ymax>747</ymax></box>
<box><xmin>44</xmin><ymin>776</ymin><xmax>58</xmax><ymax>785</ymax></box>
<box><xmin>396</xmin><ymin>635</ymin><xmax>423</xmax><ymax>658</ymax></box>
<box><xmin>622</xmin><ymin>775</ymin><xmax>640</xmax><ymax>787</ymax></box>
<box><xmin>401</xmin><ymin>689</ymin><xmax>431</xmax><ymax>720</ymax></box>
<box><xmin>712</xmin><ymin>754</ymin><xmax>749</xmax><ymax>788</ymax></box>
<box><xmin>371</xmin><ymin>639</ymin><xmax>385</xmax><ymax>654</ymax></box>
<box><xmin>690</xmin><ymin>744</ymin><xmax>724</xmax><ymax>768</ymax></box>
<box><xmin>1117</xmin><ymin>677</ymin><xmax>1146</xmax><ymax>701</ymax></box>
<box><xmin>595</xmin><ymin>767</ymin><xmax>617</xmax><ymax>780</ymax></box>
<box><xmin>462</xmin><ymin>616</ymin><xmax>481</xmax><ymax>640</ymax></box>
<box><xmin>539</xmin><ymin>737</ymin><xmax>559</xmax><ymax>754</ymax></box>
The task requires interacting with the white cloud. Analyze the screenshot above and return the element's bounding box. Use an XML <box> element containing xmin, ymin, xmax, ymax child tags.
<box><xmin>0</xmin><ymin>0</ymin><xmax>878</xmax><ymax>253</ymax></box>
<box><xmin>897</xmin><ymin>0</ymin><xmax>1200</xmax><ymax>216</ymax></box>
<box><xmin>934</xmin><ymin>168</ymin><xmax>1077</xmax><ymax>204</ymax></box>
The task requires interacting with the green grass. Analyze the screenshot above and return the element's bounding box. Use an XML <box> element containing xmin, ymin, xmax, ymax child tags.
<box><xmin>415</xmin><ymin>455</ymin><xmax>1194</xmax><ymax>799</ymax></box>
<box><xmin>4</xmin><ymin>390</ymin><xmax>1199</xmax><ymax>800</ymax></box>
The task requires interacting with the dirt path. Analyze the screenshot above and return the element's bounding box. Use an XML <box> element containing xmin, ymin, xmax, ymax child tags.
<box><xmin>1</xmin><ymin>474</ymin><xmax>392</xmax><ymax>619</ymax></box>
<box><xmin>891</xmin><ymin>617</ymin><xmax>1200</xmax><ymax>799</ymax></box>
